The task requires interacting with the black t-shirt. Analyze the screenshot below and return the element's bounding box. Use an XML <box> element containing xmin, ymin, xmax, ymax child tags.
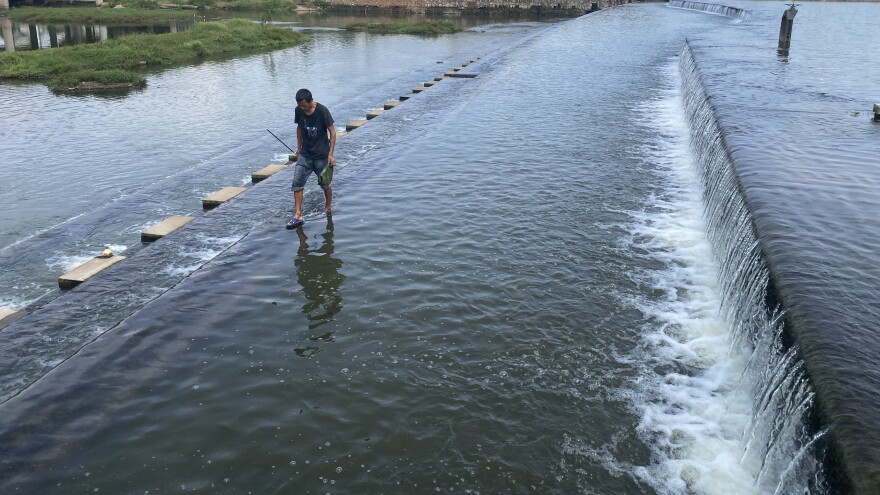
<box><xmin>295</xmin><ymin>103</ymin><xmax>334</xmax><ymax>159</ymax></box>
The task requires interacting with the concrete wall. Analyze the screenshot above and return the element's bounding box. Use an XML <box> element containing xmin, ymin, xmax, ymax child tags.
<box><xmin>0</xmin><ymin>0</ymin><xmax>9</xmax><ymax>11</ymax></box>
<box><xmin>324</xmin><ymin>0</ymin><xmax>629</xmax><ymax>13</ymax></box>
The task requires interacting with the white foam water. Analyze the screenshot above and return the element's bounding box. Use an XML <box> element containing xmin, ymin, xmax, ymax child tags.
<box><xmin>621</xmin><ymin>61</ymin><xmax>761</xmax><ymax>494</ymax></box>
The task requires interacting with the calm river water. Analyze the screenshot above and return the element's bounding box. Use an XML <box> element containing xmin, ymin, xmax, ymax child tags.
<box><xmin>1</xmin><ymin>3</ymin><xmax>874</xmax><ymax>493</ymax></box>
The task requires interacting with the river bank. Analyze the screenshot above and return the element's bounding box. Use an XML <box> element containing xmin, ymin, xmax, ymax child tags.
<box><xmin>0</xmin><ymin>19</ymin><xmax>308</xmax><ymax>91</ymax></box>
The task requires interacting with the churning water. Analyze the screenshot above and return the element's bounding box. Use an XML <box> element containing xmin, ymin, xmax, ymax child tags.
<box><xmin>1</xmin><ymin>2</ymin><xmax>877</xmax><ymax>493</ymax></box>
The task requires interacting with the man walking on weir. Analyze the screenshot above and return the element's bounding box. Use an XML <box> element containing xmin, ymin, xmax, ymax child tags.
<box><xmin>287</xmin><ymin>88</ymin><xmax>336</xmax><ymax>229</ymax></box>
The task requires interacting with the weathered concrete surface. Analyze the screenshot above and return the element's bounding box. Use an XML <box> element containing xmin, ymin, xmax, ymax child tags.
<box><xmin>424</xmin><ymin>80</ymin><xmax>436</xmax><ymax>87</ymax></box>
<box><xmin>384</xmin><ymin>100</ymin><xmax>401</xmax><ymax>110</ymax></box>
<box><xmin>444</xmin><ymin>71</ymin><xmax>456</xmax><ymax>76</ymax></box>
<box><xmin>346</xmin><ymin>119</ymin><xmax>367</xmax><ymax>131</ymax></box>
<box><xmin>59</xmin><ymin>255</ymin><xmax>126</xmax><ymax>289</ymax></box>
<box><xmin>366</xmin><ymin>108</ymin><xmax>385</xmax><ymax>119</ymax></box>
<box><xmin>1</xmin><ymin>17</ymin><xmax>14</xmax><ymax>53</ymax></box>
<box><xmin>251</xmin><ymin>164</ymin><xmax>288</xmax><ymax>183</ymax></box>
<box><xmin>412</xmin><ymin>86</ymin><xmax>427</xmax><ymax>93</ymax></box>
<box><xmin>141</xmin><ymin>215</ymin><xmax>196</xmax><ymax>242</ymax></box>
<box><xmin>434</xmin><ymin>76</ymin><xmax>445</xmax><ymax>81</ymax></box>
<box><xmin>202</xmin><ymin>186</ymin><xmax>247</xmax><ymax>209</ymax></box>
<box><xmin>399</xmin><ymin>94</ymin><xmax>412</xmax><ymax>101</ymax></box>
<box><xmin>0</xmin><ymin>0</ymin><xmax>8</xmax><ymax>10</ymax></box>
<box><xmin>0</xmin><ymin>309</ymin><xmax>23</xmax><ymax>331</ymax></box>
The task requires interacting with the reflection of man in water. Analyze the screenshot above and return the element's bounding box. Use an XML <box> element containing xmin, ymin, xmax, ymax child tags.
<box><xmin>294</xmin><ymin>218</ymin><xmax>345</xmax><ymax>332</ymax></box>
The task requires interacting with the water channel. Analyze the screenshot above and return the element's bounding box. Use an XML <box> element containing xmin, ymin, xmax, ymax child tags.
<box><xmin>1</xmin><ymin>2</ymin><xmax>878</xmax><ymax>493</ymax></box>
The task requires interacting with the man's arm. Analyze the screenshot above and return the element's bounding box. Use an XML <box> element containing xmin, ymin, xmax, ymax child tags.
<box><xmin>327</xmin><ymin>126</ymin><xmax>336</xmax><ymax>166</ymax></box>
<box><xmin>296</xmin><ymin>126</ymin><xmax>303</xmax><ymax>157</ymax></box>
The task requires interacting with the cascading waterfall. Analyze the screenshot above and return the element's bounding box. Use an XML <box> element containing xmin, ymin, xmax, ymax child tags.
<box><xmin>678</xmin><ymin>41</ymin><xmax>830</xmax><ymax>493</ymax></box>
<box><xmin>668</xmin><ymin>0</ymin><xmax>750</xmax><ymax>20</ymax></box>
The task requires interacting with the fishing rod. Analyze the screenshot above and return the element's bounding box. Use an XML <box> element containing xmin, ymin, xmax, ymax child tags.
<box><xmin>266</xmin><ymin>129</ymin><xmax>295</xmax><ymax>153</ymax></box>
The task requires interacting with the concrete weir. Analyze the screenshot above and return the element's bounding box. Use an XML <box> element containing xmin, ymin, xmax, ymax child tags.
<box><xmin>346</xmin><ymin>119</ymin><xmax>367</xmax><ymax>131</ymax></box>
<box><xmin>58</xmin><ymin>255</ymin><xmax>126</xmax><ymax>289</ymax></box>
<box><xmin>366</xmin><ymin>109</ymin><xmax>385</xmax><ymax>120</ymax></box>
<box><xmin>202</xmin><ymin>186</ymin><xmax>247</xmax><ymax>209</ymax></box>
<box><xmin>141</xmin><ymin>215</ymin><xmax>196</xmax><ymax>242</ymax></box>
<box><xmin>449</xmin><ymin>73</ymin><xmax>478</xmax><ymax>78</ymax></box>
<box><xmin>412</xmin><ymin>86</ymin><xmax>427</xmax><ymax>93</ymax></box>
<box><xmin>384</xmin><ymin>100</ymin><xmax>401</xmax><ymax>110</ymax></box>
<box><xmin>424</xmin><ymin>81</ymin><xmax>436</xmax><ymax>87</ymax></box>
<box><xmin>399</xmin><ymin>94</ymin><xmax>412</xmax><ymax>101</ymax></box>
<box><xmin>251</xmin><ymin>164</ymin><xmax>287</xmax><ymax>183</ymax></box>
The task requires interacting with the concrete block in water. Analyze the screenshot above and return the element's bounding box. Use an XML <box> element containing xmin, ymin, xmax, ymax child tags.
<box><xmin>874</xmin><ymin>103</ymin><xmax>879</xmax><ymax>122</ymax></box>
<box><xmin>399</xmin><ymin>94</ymin><xmax>411</xmax><ymax>101</ymax></box>
<box><xmin>141</xmin><ymin>215</ymin><xmax>196</xmax><ymax>242</ymax></box>
<box><xmin>202</xmin><ymin>186</ymin><xmax>247</xmax><ymax>209</ymax></box>
<box><xmin>434</xmin><ymin>76</ymin><xmax>444</xmax><ymax>81</ymax></box>
<box><xmin>346</xmin><ymin>119</ymin><xmax>367</xmax><ymax>131</ymax></box>
<box><xmin>366</xmin><ymin>109</ymin><xmax>385</xmax><ymax>120</ymax></box>
<box><xmin>412</xmin><ymin>86</ymin><xmax>427</xmax><ymax>93</ymax></box>
<box><xmin>58</xmin><ymin>255</ymin><xmax>126</xmax><ymax>289</ymax></box>
<box><xmin>449</xmin><ymin>73</ymin><xmax>478</xmax><ymax>79</ymax></box>
<box><xmin>0</xmin><ymin>308</ymin><xmax>23</xmax><ymax>330</ymax></box>
<box><xmin>251</xmin><ymin>164</ymin><xmax>287</xmax><ymax>183</ymax></box>
<box><xmin>453</xmin><ymin>66</ymin><xmax>463</xmax><ymax>71</ymax></box>
<box><xmin>384</xmin><ymin>100</ymin><xmax>400</xmax><ymax>110</ymax></box>
<box><xmin>424</xmin><ymin>81</ymin><xmax>436</xmax><ymax>87</ymax></box>
<box><xmin>444</xmin><ymin>71</ymin><xmax>456</xmax><ymax>77</ymax></box>
<box><xmin>253</xmin><ymin>163</ymin><xmax>287</xmax><ymax>182</ymax></box>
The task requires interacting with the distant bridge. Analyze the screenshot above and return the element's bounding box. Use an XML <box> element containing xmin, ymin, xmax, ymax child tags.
<box><xmin>2</xmin><ymin>0</ymin><xmax>105</xmax><ymax>9</ymax></box>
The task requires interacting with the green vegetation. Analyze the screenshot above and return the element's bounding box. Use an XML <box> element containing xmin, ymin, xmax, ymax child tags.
<box><xmin>344</xmin><ymin>21</ymin><xmax>462</xmax><ymax>35</ymax></box>
<box><xmin>0</xmin><ymin>19</ymin><xmax>309</xmax><ymax>92</ymax></box>
<box><xmin>8</xmin><ymin>6</ymin><xmax>194</xmax><ymax>24</ymax></box>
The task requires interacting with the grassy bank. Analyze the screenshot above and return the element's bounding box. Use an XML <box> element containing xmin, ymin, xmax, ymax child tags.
<box><xmin>8</xmin><ymin>6</ymin><xmax>195</xmax><ymax>24</ymax></box>
<box><xmin>344</xmin><ymin>21</ymin><xmax>462</xmax><ymax>35</ymax></box>
<box><xmin>0</xmin><ymin>19</ymin><xmax>309</xmax><ymax>92</ymax></box>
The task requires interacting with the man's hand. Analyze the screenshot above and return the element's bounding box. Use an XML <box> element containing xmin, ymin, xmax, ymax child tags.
<box><xmin>328</xmin><ymin>154</ymin><xmax>335</xmax><ymax>167</ymax></box>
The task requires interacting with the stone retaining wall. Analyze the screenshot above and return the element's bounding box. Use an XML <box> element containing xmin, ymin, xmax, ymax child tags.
<box><xmin>324</xmin><ymin>0</ymin><xmax>633</xmax><ymax>14</ymax></box>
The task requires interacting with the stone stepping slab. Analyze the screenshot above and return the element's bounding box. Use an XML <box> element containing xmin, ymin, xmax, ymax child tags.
<box><xmin>202</xmin><ymin>186</ymin><xmax>247</xmax><ymax>209</ymax></box>
<box><xmin>251</xmin><ymin>163</ymin><xmax>288</xmax><ymax>183</ymax></box>
<box><xmin>58</xmin><ymin>255</ymin><xmax>126</xmax><ymax>290</ymax></box>
<box><xmin>141</xmin><ymin>215</ymin><xmax>196</xmax><ymax>242</ymax></box>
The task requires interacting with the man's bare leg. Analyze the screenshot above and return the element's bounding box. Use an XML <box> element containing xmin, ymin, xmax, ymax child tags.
<box><xmin>293</xmin><ymin>189</ymin><xmax>304</xmax><ymax>220</ymax></box>
<box><xmin>323</xmin><ymin>186</ymin><xmax>332</xmax><ymax>215</ymax></box>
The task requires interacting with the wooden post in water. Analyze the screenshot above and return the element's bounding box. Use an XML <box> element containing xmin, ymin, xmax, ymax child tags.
<box><xmin>0</xmin><ymin>17</ymin><xmax>13</xmax><ymax>53</ymax></box>
<box><xmin>777</xmin><ymin>4</ymin><xmax>799</xmax><ymax>55</ymax></box>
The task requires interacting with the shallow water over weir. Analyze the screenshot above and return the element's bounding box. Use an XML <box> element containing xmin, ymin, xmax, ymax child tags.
<box><xmin>0</xmin><ymin>2</ymin><xmax>870</xmax><ymax>493</ymax></box>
